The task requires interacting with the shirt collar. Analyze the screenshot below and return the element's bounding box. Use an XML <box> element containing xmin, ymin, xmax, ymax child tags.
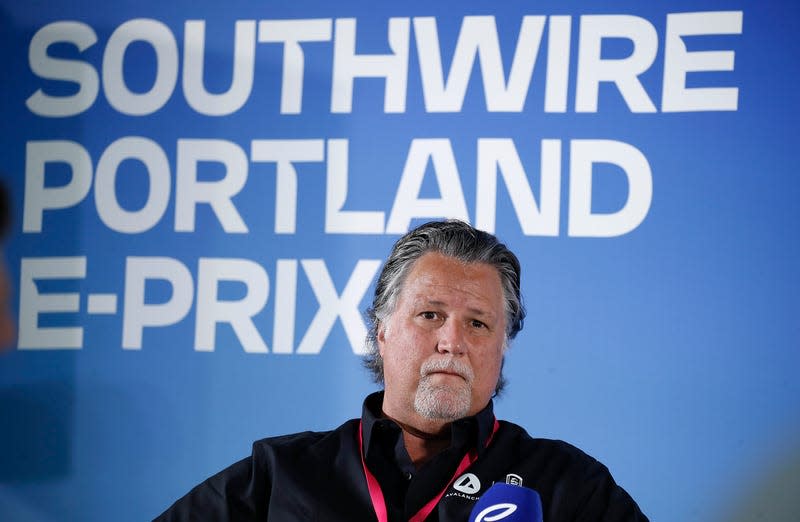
<box><xmin>360</xmin><ymin>390</ymin><xmax>496</xmax><ymax>461</ymax></box>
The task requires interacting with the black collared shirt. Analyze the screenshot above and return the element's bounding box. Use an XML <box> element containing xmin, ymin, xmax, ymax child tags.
<box><xmin>360</xmin><ymin>392</ymin><xmax>496</xmax><ymax>520</ymax></box>
<box><xmin>156</xmin><ymin>391</ymin><xmax>649</xmax><ymax>521</ymax></box>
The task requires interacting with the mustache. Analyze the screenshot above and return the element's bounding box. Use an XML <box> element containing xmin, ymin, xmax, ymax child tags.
<box><xmin>419</xmin><ymin>358</ymin><xmax>474</xmax><ymax>384</ymax></box>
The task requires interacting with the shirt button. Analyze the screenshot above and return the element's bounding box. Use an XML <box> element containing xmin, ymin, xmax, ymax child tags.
<box><xmin>405</xmin><ymin>472</ymin><xmax>413</xmax><ymax>481</ymax></box>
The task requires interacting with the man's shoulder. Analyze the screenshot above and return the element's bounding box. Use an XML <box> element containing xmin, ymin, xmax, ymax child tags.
<box><xmin>492</xmin><ymin>420</ymin><xmax>649</xmax><ymax>521</ymax></box>
<box><xmin>493</xmin><ymin>420</ymin><xmax>609</xmax><ymax>478</ymax></box>
<box><xmin>154</xmin><ymin>419</ymin><xmax>363</xmax><ymax>520</ymax></box>
<box><xmin>251</xmin><ymin>418</ymin><xmax>360</xmax><ymax>458</ymax></box>
<box><xmin>497</xmin><ymin>420</ymin><xmax>595</xmax><ymax>455</ymax></box>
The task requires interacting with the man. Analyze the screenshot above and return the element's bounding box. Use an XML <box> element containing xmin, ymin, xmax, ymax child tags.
<box><xmin>157</xmin><ymin>220</ymin><xmax>648</xmax><ymax>521</ymax></box>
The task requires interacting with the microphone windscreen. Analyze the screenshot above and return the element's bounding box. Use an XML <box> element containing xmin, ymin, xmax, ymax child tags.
<box><xmin>468</xmin><ymin>482</ymin><xmax>543</xmax><ymax>522</ymax></box>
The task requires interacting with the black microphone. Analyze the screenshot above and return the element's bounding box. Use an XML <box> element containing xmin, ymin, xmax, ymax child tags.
<box><xmin>468</xmin><ymin>482</ymin><xmax>543</xmax><ymax>522</ymax></box>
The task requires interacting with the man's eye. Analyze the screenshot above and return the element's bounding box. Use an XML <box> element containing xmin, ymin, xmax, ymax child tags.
<box><xmin>471</xmin><ymin>320</ymin><xmax>486</xmax><ymax>329</ymax></box>
<box><xmin>420</xmin><ymin>311</ymin><xmax>438</xmax><ymax>320</ymax></box>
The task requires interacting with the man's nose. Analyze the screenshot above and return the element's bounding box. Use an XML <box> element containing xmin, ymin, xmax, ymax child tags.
<box><xmin>436</xmin><ymin>320</ymin><xmax>466</xmax><ymax>355</ymax></box>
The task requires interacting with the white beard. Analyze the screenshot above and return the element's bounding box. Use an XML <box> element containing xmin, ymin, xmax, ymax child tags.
<box><xmin>413</xmin><ymin>358</ymin><xmax>475</xmax><ymax>420</ymax></box>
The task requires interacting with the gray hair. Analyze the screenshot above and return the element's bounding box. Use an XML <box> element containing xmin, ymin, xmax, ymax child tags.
<box><xmin>364</xmin><ymin>220</ymin><xmax>525</xmax><ymax>396</ymax></box>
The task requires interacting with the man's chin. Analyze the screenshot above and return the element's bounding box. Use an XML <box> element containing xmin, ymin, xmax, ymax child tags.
<box><xmin>414</xmin><ymin>384</ymin><xmax>471</xmax><ymax>421</ymax></box>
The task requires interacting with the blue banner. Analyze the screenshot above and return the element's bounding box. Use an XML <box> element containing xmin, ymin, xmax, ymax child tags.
<box><xmin>1</xmin><ymin>1</ymin><xmax>798</xmax><ymax>520</ymax></box>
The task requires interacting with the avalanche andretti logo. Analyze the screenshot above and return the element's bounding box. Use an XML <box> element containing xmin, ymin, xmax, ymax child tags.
<box><xmin>453</xmin><ymin>473</ymin><xmax>481</xmax><ymax>494</ymax></box>
<box><xmin>473</xmin><ymin>503</ymin><xmax>518</xmax><ymax>521</ymax></box>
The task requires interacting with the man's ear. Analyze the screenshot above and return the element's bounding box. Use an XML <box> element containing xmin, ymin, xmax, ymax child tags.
<box><xmin>376</xmin><ymin>321</ymin><xmax>386</xmax><ymax>356</ymax></box>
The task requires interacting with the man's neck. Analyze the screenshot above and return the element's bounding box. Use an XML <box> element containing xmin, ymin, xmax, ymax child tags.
<box><xmin>387</xmin><ymin>415</ymin><xmax>453</xmax><ymax>469</ymax></box>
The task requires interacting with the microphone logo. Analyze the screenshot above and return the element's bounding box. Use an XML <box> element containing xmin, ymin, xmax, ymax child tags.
<box><xmin>468</xmin><ymin>483</ymin><xmax>543</xmax><ymax>522</ymax></box>
<box><xmin>473</xmin><ymin>503</ymin><xmax>518</xmax><ymax>522</ymax></box>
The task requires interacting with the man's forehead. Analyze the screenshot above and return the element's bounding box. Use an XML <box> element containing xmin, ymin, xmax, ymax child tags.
<box><xmin>400</xmin><ymin>254</ymin><xmax>504</xmax><ymax>303</ymax></box>
<box><xmin>404</xmin><ymin>252</ymin><xmax>501</xmax><ymax>280</ymax></box>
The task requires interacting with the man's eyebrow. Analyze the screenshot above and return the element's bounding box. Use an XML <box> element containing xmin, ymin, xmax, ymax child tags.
<box><xmin>410</xmin><ymin>298</ymin><xmax>446</xmax><ymax>309</ymax></box>
<box><xmin>415</xmin><ymin>298</ymin><xmax>496</xmax><ymax>318</ymax></box>
<box><xmin>467</xmin><ymin>307</ymin><xmax>496</xmax><ymax>318</ymax></box>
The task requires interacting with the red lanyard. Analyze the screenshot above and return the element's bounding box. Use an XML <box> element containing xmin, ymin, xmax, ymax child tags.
<box><xmin>358</xmin><ymin>418</ymin><xmax>500</xmax><ymax>522</ymax></box>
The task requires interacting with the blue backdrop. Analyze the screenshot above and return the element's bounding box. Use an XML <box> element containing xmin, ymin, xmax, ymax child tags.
<box><xmin>1</xmin><ymin>1</ymin><xmax>798</xmax><ymax>520</ymax></box>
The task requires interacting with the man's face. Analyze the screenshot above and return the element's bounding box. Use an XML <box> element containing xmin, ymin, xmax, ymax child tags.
<box><xmin>378</xmin><ymin>252</ymin><xmax>507</xmax><ymax>426</ymax></box>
